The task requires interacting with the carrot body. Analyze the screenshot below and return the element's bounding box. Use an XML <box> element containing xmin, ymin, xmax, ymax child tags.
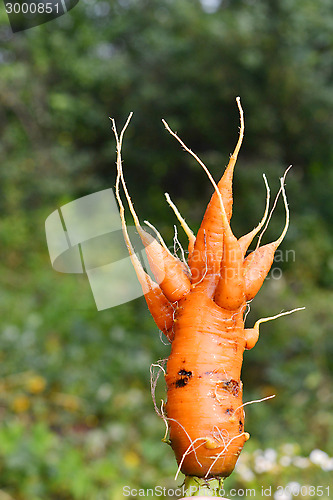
<box><xmin>113</xmin><ymin>100</ymin><xmax>292</xmax><ymax>479</ymax></box>
<box><xmin>165</xmin><ymin>290</ymin><xmax>248</xmax><ymax>477</ymax></box>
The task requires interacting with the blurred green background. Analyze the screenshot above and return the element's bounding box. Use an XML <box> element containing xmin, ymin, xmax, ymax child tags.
<box><xmin>0</xmin><ymin>0</ymin><xmax>333</xmax><ymax>499</ymax></box>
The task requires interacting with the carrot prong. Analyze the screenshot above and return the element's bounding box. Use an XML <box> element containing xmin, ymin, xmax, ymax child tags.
<box><xmin>113</xmin><ymin>117</ymin><xmax>191</xmax><ymax>302</ymax></box>
<box><xmin>254</xmin><ymin>306</ymin><xmax>305</xmax><ymax>328</ymax></box>
<box><xmin>244</xmin><ymin>307</ymin><xmax>305</xmax><ymax>350</ymax></box>
<box><xmin>238</xmin><ymin>174</ymin><xmax>270</xmax><ymax>256</ymax></box>
<box><xmin>214</xmin><ymin>232</ymin><xmax>245</xmax><ymax>310</ymax></box>
<box><xmin>256</xmin><ymin>165</ymin><xmax>292</xmax><ymax>250</ymax></box>
<box><xmin>214</xmin><ymin>96</ymin><xmax>245</xmax><ymax>222</ymax></box>
<box><xmin>215</xmin><ymin>173</ymin><xmax>270</xmax><ymax>309</ymax></box>
<box><xmin>243</xmin><ymin>170</ymin><xmax>291</xmax><ymax>301</ymax></box>
<box><xmin>144</xmin><ymin>219</ymin><xmax>190</xmax><ymax>276</ymax></box>
<box><xmin>111</xmin><ymin>113</ymin><xmax>134</xmax><ymax>257</ymax></box>
<box><xmin>162</xmin><ymin>118</ymin><xmax>229</xmax><ymax>285</ymax></box>
<box><xmin>173</xmin><ymin>224</ymin><xmax>191</xmax><ymax>274</ymax></box>
<box><xmin>163</xmin><ymin>98</ymin><xmax>245</xmax><ymax>285</ymax></box>
<box><xmin>232</xmin><ymin>395</ymin><xmax>276</xmax><ymax>416</ymax></box>
<box><xmin>162</xmin><ymin>119</ymin><xmax>228</xmax><ymax>227</ymax></box>
<box><xmin>218</xmin><ymin>96</ymin><xmax>245</xmax><ymax>220</ymax></box>
<box><xmin>273</xmin><ymin>169</ymin><xmax>291</xmax><ymax>247</ymax></box>
<box><xmin>165</xmin><ymin>192</ymin><xmax>196</xmax><ymax>256</ymax></box>
<box><xmin>143</xmin><ymin>219</ymin><xmax>171</xmax><ymax>255</ymax></box>
<box><xmin>112</xmin><ymin>115</ymin><xmax>175</xmax><ymax>338</ymax></box>
<box><xmin>229</xmin><ymin>96</ymin><xmax>245</xmax><ymax>171</ymax></box>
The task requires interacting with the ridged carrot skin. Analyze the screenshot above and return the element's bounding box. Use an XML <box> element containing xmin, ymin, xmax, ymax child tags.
<box><xmin>165</xmin><ymin>288</ymin><xmax>248</xmax><ymax>477</ymax></box>
<box><xmin>113</xmin><ymin>100</ymin><xmax>292</xmax><ymax>479</ymax></box>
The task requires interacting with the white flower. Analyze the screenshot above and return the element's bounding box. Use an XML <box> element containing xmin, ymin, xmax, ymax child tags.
<box><xmin>97</xmin><ymin>383</ymin><xmax>113</xmax><ymax>402</ymax></box>
<box><xmin>236</xmin><ymin>463</ymin><xmax>255</xmax><ymax>482</ymax></box>
<box><xmin>309</xmin><ymin>449</ymin><xmax>330</xmax><ymax>467</ymax></box>
<box><xmin>293</xmin><ymin>456</ymin><xmax>310</xmax><ymax>469</ymax></box>
<box><xmin>279</xmin><ymin>455</ymin><xmax>292</xmax><ymax>467</ymax></box>
<box><xmin>286</xmin><ymin>482</ymin><xmax>301</xmax><ymax>495</ymax></box>
<box><xmin>281</xmin><ymin>443</ymin><xmax>297</xmax><ymax>456</ymax></box>
<box><xmin>254</xmin><ymin>455</ymin><xmax>274</xmax><ymax>473</ymax></box>
<box><xmin>274</xmin><ymin>490</ymin><xmax>291</xmax><ymax>500</ymax></box>
<box><xmin>86</xmin><ymin>430</ymin><xmax>107</xmax><ymax>455</ymax></box>
<box><xmin>322</xmin><ymin>457</ymin><xmax>333</xmax><ymax>471</ymax></box>
<box><xmin>264</xmin><ymin>448</ymin><xmax>277</xmax><ymax>462</ymax></box>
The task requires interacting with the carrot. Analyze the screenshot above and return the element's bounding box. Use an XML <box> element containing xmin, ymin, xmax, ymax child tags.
<box><xmin>112</xmin><ymin>99</ymin><xmax>303</xmax><ymax>481</ymax></box>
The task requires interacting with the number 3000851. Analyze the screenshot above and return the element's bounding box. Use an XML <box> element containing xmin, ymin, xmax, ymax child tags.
<box><xmin>5</xmin><ymin>3</ymin><xmax>60</xmax><ymax>14</ymax></box>
<box><xmin>276</xmin><ymin>486</ymin><xmax>330</xmax><ymax>497</ymax></box>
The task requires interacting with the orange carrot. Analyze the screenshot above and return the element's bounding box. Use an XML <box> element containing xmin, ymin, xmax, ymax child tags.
<box><xmin>112</xmin><ymin>99</ymin><xmax>303</xmax><ymax>480</ymax></box>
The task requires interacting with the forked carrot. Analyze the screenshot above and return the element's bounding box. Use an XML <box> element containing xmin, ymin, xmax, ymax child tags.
<box><xmin>112</xmin><ymin>99</ymin><xmax>303</xmax><ymax>483</ymax></box>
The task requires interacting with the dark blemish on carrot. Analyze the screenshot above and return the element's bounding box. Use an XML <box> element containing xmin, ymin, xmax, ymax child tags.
<box><xmin>176</xmin><ymin>369</ymin><xmax>192</xmax><ymax>388</ymax></box>
<box><xmin>225</xmin><ymin>408</ymin><xmax>234</xmax><ymax>415</ymax></box>
<box><xmin>176</xmin><ymin>378</ymin><xmax>188</xmax><ymax>388</ymax></box>
<box><xmin>239</xmin><ymin>420</ymin><xmax>243</xmax><ymax>432</ymax></box>
<box><xmin>178</xmin><ymin>369</ymin><xmax>192</xmax><ymax>377</ymax></box>
<box><xmin>220</xmin><ymin>379</ymin><xmax>240</xmax><ymax>397</ymax></box>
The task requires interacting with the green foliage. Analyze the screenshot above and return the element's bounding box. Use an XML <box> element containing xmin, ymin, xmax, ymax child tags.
<box><xmin>0</xmin><ymin>0</ymin><xmax>333</xmax><ymax>498</ymax></box>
